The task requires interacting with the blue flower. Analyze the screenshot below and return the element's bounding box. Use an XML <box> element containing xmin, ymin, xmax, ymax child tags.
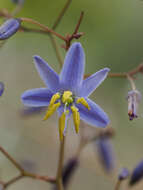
<box><xmin>21</xmin><ymin>42</ymin><xmax>110</xmax><ymax>140</ymax></box>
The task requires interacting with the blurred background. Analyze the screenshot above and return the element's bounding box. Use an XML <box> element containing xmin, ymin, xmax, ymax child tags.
<box><xmin>0</xmin><ymin>0</ymin><xmax>143</xmax><ymax>189</ymax></box>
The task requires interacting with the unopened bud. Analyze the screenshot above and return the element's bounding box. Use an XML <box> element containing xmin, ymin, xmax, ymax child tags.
<box><xmin>0</xmin><ymin>18</ymin><xmax>21</xmax><ymax>40</ymax></box>
<box><xmin>127</xmin><ymin>90</ymin><xmax>141</xmax><ymax>120</ymax></box>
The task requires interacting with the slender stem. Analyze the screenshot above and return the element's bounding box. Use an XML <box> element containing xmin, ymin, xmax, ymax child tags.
<box><xmin>49</xmin><ymin>35</ymin><xmax>63</xmax><ymax>67</ymax></box>
<box><xmin>11</xmin><ymin>4</ymin><xmax>23</xmax><ymax>16</ymax></box>
<box><xmin>114</xmin><ymin>180</ymin><xmax>122</xmax><ymax>190</ymax></box>
<box><xmin>0</xmin><ymin>146</ymin><xmax>24</xmax><ymax>173</ymax></box>
<box><xmin>52</xmin><ymin>0</ymin><xmax>72</xmax><ymax>30</ymax></box>
<box><xmin>127</xmin><ymin>74</ymin><xmax>136</xmax><ymax>90</ymax></box>
<box><xmin>4</xmin><ymin>174</ymin><xmax>23</xmax><ymax>188</ymax></box>
<box><xmin>20</xmin><ymin>17</ymin><xmax>66</xmax><ymax>41</ymax></box>
<box><xmin>73</xmin><ymin>11</ymin><xmax>84</xmax><ymax>35</ymax></box>
<box><xmin>56</xmin><ymin>137</ymin><xmax>65</xmax><ymax>190</ymax></box>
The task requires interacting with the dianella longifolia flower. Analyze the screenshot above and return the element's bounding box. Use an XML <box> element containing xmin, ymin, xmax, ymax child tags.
<box><xmin>0</xmin><ymin>18</ymin><xmax>21</xmax><ymax>40</ymax></box>
<box><xmin>127</xmin><ymin>90</ymin><xmax>141</xmax><ymax>120</ymax></box>
<box><xmin>129</xmin><ymin>160</ymin><xmax>143</xmax><ymax>186</ymax></box>
<box><xmin>21</xmin><ymin>43</ymin><xmax>110</xmax><ymax>140</ymax></box>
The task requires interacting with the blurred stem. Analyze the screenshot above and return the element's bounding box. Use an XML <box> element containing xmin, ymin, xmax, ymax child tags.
<box><xmin>0</xmin><ymin>146</ymin><xmax>24</xmax><ymax>173</ymax></box>
<box><xmin>114</xmin><ymin>180</ymin><xmax>122</xmax><ymax>190</ymax></box>
<box><xmin>52</xmin><ymin>0</ymin><xmax>72</xmax><ymax>30</ymax></box>
<box><xmin>4</xmin><ymin>174</ymin><xmax>23</xmax><ymax>188</ymax></box>
<box><xmin>56</xmin><ymin>137</ymin><xmax>65</xmax><ymax>190</ymax></box>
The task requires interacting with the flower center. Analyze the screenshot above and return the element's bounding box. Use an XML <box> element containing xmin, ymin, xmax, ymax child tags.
<box><xmin>43</xmin><ymin>90</ymin><xmax>90</xmax><ymax>140</ymax></box>
<box><xmin>62</xmin><ymin>91</ymin><xmax>73</xmax><ymax>106</ymax></box>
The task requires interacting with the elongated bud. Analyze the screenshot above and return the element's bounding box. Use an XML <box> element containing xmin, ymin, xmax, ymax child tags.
<box><xmin>0</xmin><ymin>18</ymin><xmax>21</xmax><ymax>40</ymax></box>
<box><xmin>49</xmin><ymin>93</ymin><xmax>60</xmax><ymax>107</ymax></box>
<box><xmin>129</xmin><ymin>160</ymin><xmax>143</xmax><ymax>186</ymax></box>
<box><xmin>43</xmin><ymin>102</ymin><xmax>60</xmax><ymax>120</ymax></box>
<box><xmin>62</xmin><ymin>157</ymin><xmax>79</xmax><ymax>188</ymax></box>
<box><xmin>0</xmin><ymin>82</ymin><xmax>4</xmax><ymax>96</ymax></box>
<box><xmin>71</xmin><ymin>106</ymin><xmax>80</xmax><ymax>133</ymax></box>
<box><xmin>118</xmin><ymin>168</ymin><xmax>129</xmax><ymax>180</ymax></box>
<box><xmin>96</xmin><ymin>136</ymin><xmax>115</xmax><ymax>172</ymax></box>
<box><xmin>76</xmin><ymin>97</ymin><xmax>90</xmax><ymax>110</ymax></box>
<box><xmin>127</xmin><ymin>90</ymin><xmax>141</xmax><ymax>120</ymax></box>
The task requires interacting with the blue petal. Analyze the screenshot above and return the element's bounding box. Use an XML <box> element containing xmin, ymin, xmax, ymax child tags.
<box><xmin>76</xmin><ymin>98</ymin><xmax>109</xmax><ymax>127</ymax></box>
<box><xmin>0</xmin><ymin>82</ymin><xmax>4</xmax><ymax>96</ymax></box>
<box><xmin>21</xmin><ymin>88</ymin><xmax>53</xmax><ymax>107</ymax></box>
<box><xmin>34</xmin><ymin>56</ymin><xmax>60</xmax><ymax>92</ymax></box>
<box><xmin>80</xmin><ymin>68</ymin><xmax>110</xmax><ymax>97</ymax></box>
<box><xmin>60</xmin><ymin>42</ymin><xmax>85</xmax><ymax>93</ymax></box>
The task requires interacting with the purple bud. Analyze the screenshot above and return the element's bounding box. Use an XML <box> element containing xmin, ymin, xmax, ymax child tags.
<box><xmin>127</xmin><ymin>90</ymin><xmax>141</xmax><ymax>120</ymax></box>
<box><xmin>0</xmin><ymin>18</ymin><xmax>21</xmax><ymax>40</ymax></box>
<box><xmin>129</xmin><ymin>160</ymin><xmax>143</xmax><ymax>186</ymax></box>
<box><xmin>96</xmin><ymin>137</ymin><xmax>115</xmax><ymax>172</ymax></box>
<box><xmin>62</xmin><ymin>157</ymin><xmax>79</xmax><ymax>189</ymax></box>
<box><xmin>11</xmin><ymin>0</ymin><xmax>24</xmax><ymax>4</ymax></box>
<box><xmin>118</xmin><ymin>168</ymin><xmax>130</xmax><ymax>180</ymax></box>
<box><xmin>0</xmin><ymin>82</ymin><xmax>4</xmax><ymax>96</ymax></box>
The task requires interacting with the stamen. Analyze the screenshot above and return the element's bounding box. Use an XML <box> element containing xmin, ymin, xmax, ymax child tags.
<box><xmin>49</xmin><ymin>93</ymin><xmax>60</xmax><ymax>107</ymax></box>
<box><xmin>43</xmin><ymin>102</ymin><xmax>61</xmax><ymax>121</ymax></box>
<box><xmin>76</xmin><ymin>97</ymin><xmax>90</xmax><ymax>110</ymax></box>
<box><xmin>62</xmin><ymin>91</ymin><xmax>73</xmax><ymax>104</ymax></box>
<box><xmin>59</xmin><ymin>110</ymin><xmax>69</xmax><ymax>141</ymax></box>
<box><xmin>71</xmin><ymin>106</ymin><xmax>80</xmax><ymax>133</ymax></box>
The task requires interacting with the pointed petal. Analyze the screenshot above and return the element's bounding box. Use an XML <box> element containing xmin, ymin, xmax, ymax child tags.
<box><xmin>81</xmin><ymin>68</ymin><xmax>110</xmax><ymax>97</ymax></box>
<box><xmin>60</xmin><ymin>42</ymin><xmax>85</xmax><ymax>93</ymax></box>
<box><xmin>21</xmin><ymin>88</ymin><xmax>53</xmax><ymax>107</ymax></box>
<box><xmin>76</xmin><ymin>98</ymin><xmax>109</xmax><ymax>127</ymax></box>
<box><xmin>34</xmin><ymin>56</ymin><xmax>59</xmax><ymax>92</ymax></box>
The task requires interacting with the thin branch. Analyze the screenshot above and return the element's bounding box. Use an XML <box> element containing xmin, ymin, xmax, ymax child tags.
<box><xmin>4</xmin><ymin>174</ymin><xmax>23</xmax><ymax>188</ymax></box>
<box><xmin>72</xmin><ymin>11</ymin><xmax>84</xmax><ymax>35</ymax></box>
<box><xmin>52</xmin><ymin>0</ymin><xmax>72</xmax><ymax>30</ymax></box>
<box><xmin>0</xmin><ymin>146</ymin><xmax>24</xmax><ymax>173</ymax></box>
<box><xmin>20</xmin><ymin>17</ymin><xmax>66</xmax><ymax>41</ymax></box>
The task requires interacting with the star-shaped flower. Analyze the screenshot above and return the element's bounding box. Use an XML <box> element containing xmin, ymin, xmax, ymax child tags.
<box><xmin>21</xmin><ymin>42</ymin><xmax>110</xmax><ymax>140</ymax></box>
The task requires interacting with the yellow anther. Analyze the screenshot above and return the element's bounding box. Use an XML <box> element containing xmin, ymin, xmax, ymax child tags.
<box><xmin>43</xmin><ymin>102</ymin><xmax>61</xmax><ymax>121</ymax></box>
<box><xmin>59</xmin><ymin>110</ymin><xmax>69</xmax><ymax>141</ymax></box>
<box><xmin>76</xmin><ymin>97</ymin><xmax>90</xmax><ymax>110</ymax></box>
<box><xmin>71</xmin><ymin>106</ymin><xmax>80</xmax><ymax>133</ymax></box>
<box><xmin>49</xmin><ymin>93</ymin><xmax>60</xmax><ymax>107</ymax></box>
<box><xmin>62</xmin><ymin>91</ymin><xmax>73</xmax><ymax>104</ymax></box>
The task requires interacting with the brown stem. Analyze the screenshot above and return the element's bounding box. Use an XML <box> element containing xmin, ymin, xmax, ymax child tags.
<box><xmin>4</xmin><ymin>174</ymin><xmax>23</xmax><ymax>188</ymax></box>
<box><xmin>0</xmin><ymin>146</ymin><xmax>24</xmax><ymax>173</ymax></box>
<box><xmin>73</xmin><ymin>11</ymin><xmax>84</xmax><ymax>35</ymax></box>
<box><xmin>20</xmin><ymin>17</ymin><xmax>66</xmax><ymax>41</ymax></box>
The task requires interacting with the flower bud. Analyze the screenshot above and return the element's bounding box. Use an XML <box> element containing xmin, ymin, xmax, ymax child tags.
<box><xmin>127</xmin><ymin>90</ymin><xmax>141</xmax><ymax>120</ymax></box>
<box><xmin>118</xmin><ymin>168</ymin><xmax>129</xmax><ymax>180</ymax></box>
<box><xmin>0</xmin><ymin>82</ymin><xmax>4</xmax><ymax>96</ymax></box>
<box><xmin>129</xmin><ymin>160</ymin><xmax>143</xmax><ymax>186</ymax></box>
<box><xmin>96</xmin><ymin>136</ymin><xmax>115</xmax><ymax>172</ymax></box>
<box><xmin>62</xmin><ymin>157</ymin><xmax>79</xmax><ymax>188</ymax></box>
<box><xmin>0</xmin><ymin>18</ymin><xmax>21</xmax><ymax>40</ymax></box>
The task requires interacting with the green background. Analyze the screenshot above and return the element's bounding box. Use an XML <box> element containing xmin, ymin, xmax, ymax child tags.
<box><xmin>0</xmin><ymin>0</ymin><xmax>143</xmax><ymax>189</ymax></box>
